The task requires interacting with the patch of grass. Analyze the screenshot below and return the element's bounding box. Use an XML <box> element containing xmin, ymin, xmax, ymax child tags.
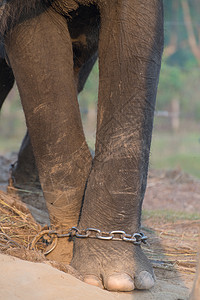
<box><xmin>0</xmin><ymin>137</ymin><xmax>21</xmax><ymax>154</ymax></box>
<box><xmin>142</xmin><ymin>209</ymin><xmax>200</xmax><ymax>222</ymax></box>
<box><xmin>150</xmin><ymin>130</ymin><xmax>200</xmax><ymax>179</ymax></box>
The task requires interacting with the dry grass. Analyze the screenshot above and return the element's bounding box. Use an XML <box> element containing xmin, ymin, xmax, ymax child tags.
<box><xmin>0</xmin><ymin>191</ymin><xmax>46</xmax><ymax>261</ymax></box>
<box><xmin>142</xmin><ymin>220</ymin><xmax>199</xmax><ymax>275</ymax></box>
<box><xmin>0</xmin><ymin>191</ymin><xmax>84</xmax><ymax>279</ymax></box>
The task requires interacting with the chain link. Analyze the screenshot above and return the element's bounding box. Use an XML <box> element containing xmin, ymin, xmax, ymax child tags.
<box><xmin>29</xmin><ymin>227</ymin><xmax>147</xmax><ymax>255</ymax></box>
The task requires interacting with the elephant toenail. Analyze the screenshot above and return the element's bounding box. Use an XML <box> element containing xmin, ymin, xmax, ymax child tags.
<box><xmin>84</xmin><ymin>275</ymin><xmax>103</xmax><ymax>288</ymax></box>
<box><xmin>104</xmin><ymin>273</ymin><xmax>135</xmax><ymax>292</ymax></box>
<box><xmin>134</xmin><ymin>271</ymin><xmax>155</xmax><ymax>290</ymax></box>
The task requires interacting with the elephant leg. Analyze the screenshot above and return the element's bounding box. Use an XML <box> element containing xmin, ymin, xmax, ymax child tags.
<box><xmin>71</xmin><ymin>0</ymin><xmax>164</xmax><ymax>291</ymax></box>
<box><xmin>8</xmin><ymin>51</ymin><xmax>97</xmax><ymax>219</ymax></box>
<box><xmin>8</xmin><ymin>53</ymin><xmax>97</xmax><ymax>201</ymax></box>
<box><xmin>7</xmin><ymin>130</ymin><xmax>48</xmax><ymax>223</ymax></box>
<box><xmin>0</xmin><ymin>49</ymin><xmax>40</xmax><ymax>197</ymax></box>
<box><xmin>8</xmin><ymin>130</ymin><xmax>40</xmax><ymax>189</ymax></box>
<box><xmin>5</xmin><ymin>8</ymin><xmax>92</xmax><ymax>261</ymax></box>
<box><xmin>0</xmin><ymin>57</ymin><xmax>14</xmax><ymax>110</ymax></box>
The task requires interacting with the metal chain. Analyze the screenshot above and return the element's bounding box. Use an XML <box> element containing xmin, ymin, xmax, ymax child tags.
<box><xmin>29</xmin><ymin>227</ymin><xmax>147</xmax><ymax>256</ymax></box>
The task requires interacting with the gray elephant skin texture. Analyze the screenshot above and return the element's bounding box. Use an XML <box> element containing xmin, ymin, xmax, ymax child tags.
<box><xmin>0</xmin><ymin>0</ymin><xmax>166</xmax><ymax>293</ymax></box>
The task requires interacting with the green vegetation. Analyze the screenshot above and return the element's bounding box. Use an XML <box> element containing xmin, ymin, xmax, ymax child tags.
<box><xmin>150</xmin><ymin>130</ymin><xmax>200</xmax><ymax>178</ymax></box>
<box><xmin>0</xmin><ymin>88</ymin><xmax>25</xmax><ymax>153</ymax></box>
<box><xmin>142</xmin><ymin>209</ymin><xmax>200</xmax><ymax>222</ymax></box>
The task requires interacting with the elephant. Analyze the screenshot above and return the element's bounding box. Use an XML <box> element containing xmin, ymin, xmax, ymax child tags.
<box><xmin>0</xmin><ymin>0</ymin><xmax>164</xmax><ymax>292</ymax></box>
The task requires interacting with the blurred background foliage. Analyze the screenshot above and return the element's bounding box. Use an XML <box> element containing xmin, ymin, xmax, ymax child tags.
<box><xmin>0</xmin><ymin>0</ymin><xmax>200</xmax><ymax>178</ymax></box>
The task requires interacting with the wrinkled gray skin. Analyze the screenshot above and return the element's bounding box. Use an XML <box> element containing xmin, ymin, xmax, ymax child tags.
<box><xmin>1</xmin><ymin>0</ymin><xmax>164</xmax><ymax>292</ymax></box>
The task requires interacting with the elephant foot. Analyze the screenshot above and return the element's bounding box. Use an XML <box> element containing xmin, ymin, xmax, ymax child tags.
<box><xmin>71</xmin><ymin>237</ymin><xmax>155</xmax><ymax>292</ymax></box>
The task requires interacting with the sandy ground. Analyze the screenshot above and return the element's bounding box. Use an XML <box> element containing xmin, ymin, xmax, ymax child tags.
<box><xmin>0</xmin><ymin>254</ymin><xmax>189</xmax><ymax>300</ymax></box>
<box><xmin>0</xmin><ymin>153</ymin><xmax>199</xmax><ymax>300</ymax></box>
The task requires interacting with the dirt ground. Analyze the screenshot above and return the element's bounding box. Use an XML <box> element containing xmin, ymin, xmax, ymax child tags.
<box><xmin>0</xmin><ymin>153</ymin><xmax>199</xmax><ymax>300</ymax></box>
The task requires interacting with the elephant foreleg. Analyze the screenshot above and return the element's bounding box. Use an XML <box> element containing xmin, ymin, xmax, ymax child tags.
<box><xmin>8</xmin><ymin>53</ymin><xmax>97</xmax><ymax>209</ymax></box>
<box><xmin>71</xmin><ymin>0</ymin><xmax>164</xmax><ymax>291</ymax></box>
<box><xmin>5</xmin><ymin>7</ymin><xmax>92</xmax><ymax>262</ymax></box>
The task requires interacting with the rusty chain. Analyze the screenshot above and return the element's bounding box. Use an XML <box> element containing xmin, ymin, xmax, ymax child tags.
<box><xmin>29</xmin><ymin>227</ymin><xmax>147</xmax><ymax>255</ymax></box>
